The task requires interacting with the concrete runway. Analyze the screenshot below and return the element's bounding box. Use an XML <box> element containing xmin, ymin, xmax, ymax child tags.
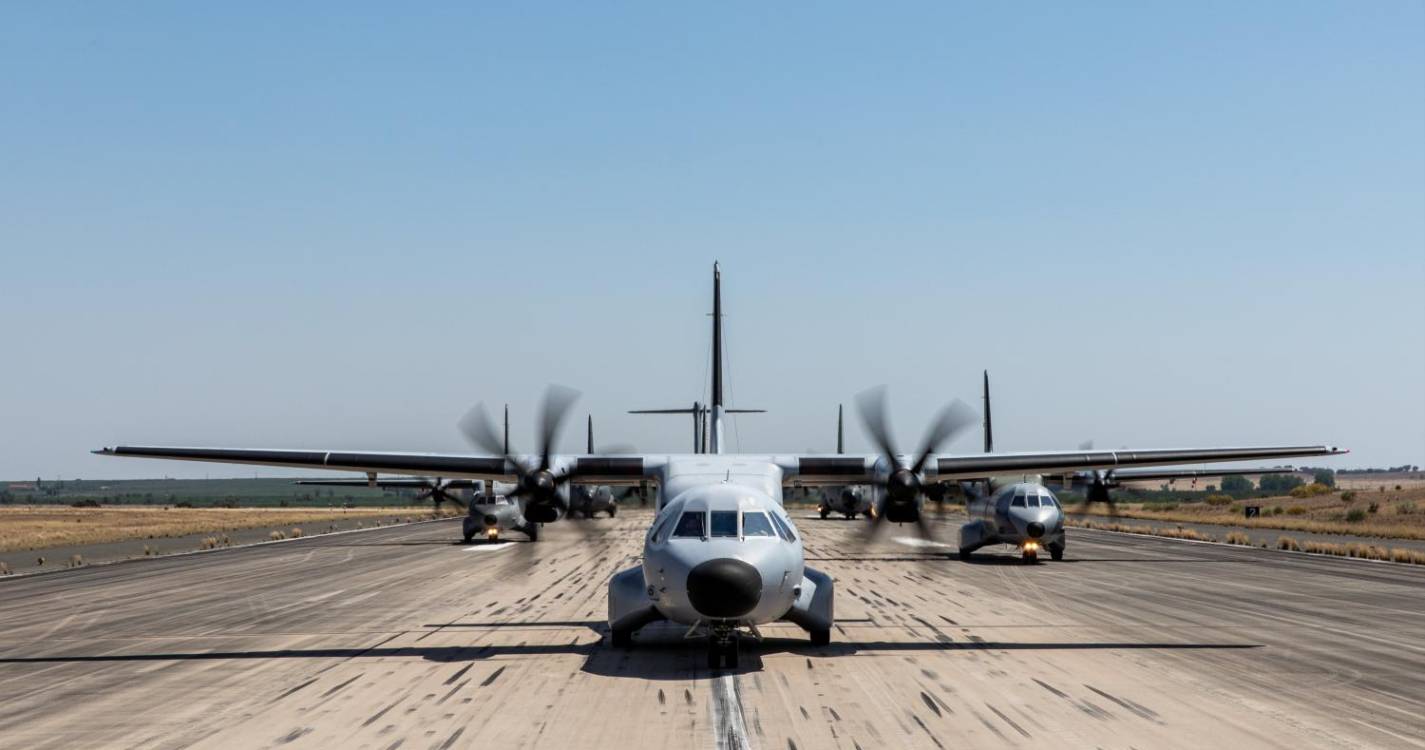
<box><xmin>1</xmin><ymin>509</ymin><xmax>1422</xmax><ymax>749</ymax></box>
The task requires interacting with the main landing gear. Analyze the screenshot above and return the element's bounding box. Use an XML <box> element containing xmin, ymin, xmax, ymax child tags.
<box><xmin>707</xmin><ymin>623</ymin><xmax>740</xmax><ymax>670</ymax></box>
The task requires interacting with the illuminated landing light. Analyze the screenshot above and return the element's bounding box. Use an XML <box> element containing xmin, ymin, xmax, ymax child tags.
<box><xmin>486</xmin><ymin>528</ymin><xmax>500</xmax><ymax>540</ymax></box>
<box><xmin>1022</xmin><ymin>540</ymin><xmax>1041</xmax><ymax>553</ymax></box>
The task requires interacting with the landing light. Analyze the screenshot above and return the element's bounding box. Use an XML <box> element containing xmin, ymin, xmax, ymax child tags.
<box><xmin>1023</xmin><ymin>541</ymin><xmax>1040</xmax><ymax>552</ymax></box>
<box><xmin>486</xmin><ymin>528</ymin><xmax>499</xmax><ymax>540</ymax></box>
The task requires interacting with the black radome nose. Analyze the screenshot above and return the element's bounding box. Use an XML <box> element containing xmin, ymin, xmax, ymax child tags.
<box><xmin>687</xmin><ymin>559</ymin><xmax>762</xmax><ymax>619</ymax></box>
<box><xmin>483</xmin><ymin>514</ymin><xmax>499</xmax><ymax>527</ymax></box>
<box><xmin>1025</xmin><ymin>521</ymin><xmax>1045</xmax><ymax>539</ymax></box>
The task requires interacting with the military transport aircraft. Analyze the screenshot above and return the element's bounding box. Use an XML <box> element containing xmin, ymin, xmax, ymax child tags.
<box><xmin>955</xmin><ymin>371</ymin><xmax>1308</xmax><ymax>562</ymax></box>
<box><xmin>816</xmin><ymin>405</ymin><xmax>872</xmax><ymax>520</ymax></box>
<box><xmin>96</xmin><ymin>263</ymin><xmax>1344</xmax><ymax>668</ymax></box>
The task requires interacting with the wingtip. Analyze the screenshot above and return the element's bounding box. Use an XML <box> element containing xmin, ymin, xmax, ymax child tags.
<box><xmin>93</xmin><ymin>447</ymin><xmax>113</xmax><ymax>456</ymax></box>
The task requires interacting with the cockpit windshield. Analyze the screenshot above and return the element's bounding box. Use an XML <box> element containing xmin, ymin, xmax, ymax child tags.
<box><xmin>710</xmin><ymin>511</ymin><xmax>739</xmax><ymax>537</ymax></box>
<box><xmin>1010</xmin><ymin>493</ymin><xmax>1027</xmax><ymax>507</ymax></box>
<box><xmin>742</xmin><ymin>512</ymin><xmax>776</xmax><ymax>537</ymax></box>
<box><xmin>673</xmin><ymin>511</ymin><xmax>705</xmax><ymax>538</ymax></box>
<box><xmin>772</xmin><ymin>512</ymin><xmax>796</xmax><ymax>541</ymax></box>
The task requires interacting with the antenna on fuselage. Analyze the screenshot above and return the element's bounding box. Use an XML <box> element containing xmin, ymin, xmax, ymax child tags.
<box><xmin>587</xmin><ymin>414</ymin><xmax>594</xmax><ymax>454</ymax></box>
<box><xmin>503</xmin><ymin>404</ymin><xmax>510</xmax><ymax>455</ymax></box>
<box><xmin>982</xmin><ymin>370</ymin><xmax>993</xmax><ymax>454</ymax></box>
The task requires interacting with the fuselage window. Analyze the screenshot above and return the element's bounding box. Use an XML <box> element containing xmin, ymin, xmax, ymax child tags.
<box><xmin>710</xmin><ymin>510</ymin><xmax>739</xmax><ymax>538</ymax></box>
<box><xmin>769</xmin><ymin>511</ymin><xmax>796</xmax><ymax>542</ymax></box>
<box><xmin>742</xmin><ymin>511</ymin><xmax>776</xmax><ymax>537</ymax></box>
<box><xmin>1010</xmin><ymin>494</ymin><xmax>1027</xmax><ymax>508</ymax></box>
<box><xmin>673</xmin><ymin>511</ymin><xmax>706</xmax><ymax>539</ymax></box>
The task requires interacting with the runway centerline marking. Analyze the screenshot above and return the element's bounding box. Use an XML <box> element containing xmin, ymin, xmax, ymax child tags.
<box><xmin>462</xmin><ymin>543</ymin><xmax>515</xmax><ymax>553</ymax></box>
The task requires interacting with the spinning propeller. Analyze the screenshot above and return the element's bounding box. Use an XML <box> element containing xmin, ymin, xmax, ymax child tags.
<box><xmin>855</xmin><ymin>386</ymin><xmax>977</xmax><ymax>544</ymax></box>
<box><xmin>416</xmin><ymin>479</ymin><xmax>468</xmax><ymax>512</ymax></box>
<box><xmin>1064</xmin><ymin>442</ymin><xmax>1133</xmax><ymax>516</ymax></box>
<box><xmin>459</xmin><ymin>385</ymin><xmax>584</xmax><ymax>524</ymax></box>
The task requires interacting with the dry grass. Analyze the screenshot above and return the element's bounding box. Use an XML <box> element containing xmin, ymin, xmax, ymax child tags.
<box><xmin>0</xmin><ymin>506</ymin><xmax>420</xmax><ymax>553</ymax></box>
<box><xmin>1068</xmin><ymin>519</ymin><xmax>1212</xmax><ymax>542</ymax></box>
<box><xmin>1109</xmin><ymin>485</ymin><xmax>1425</xmax><ymax>541</ymax></box>
<box><xmin>1072</xmin><ymin>518</ymin><xmax>1425</xmax><ymax>566</ymax></box>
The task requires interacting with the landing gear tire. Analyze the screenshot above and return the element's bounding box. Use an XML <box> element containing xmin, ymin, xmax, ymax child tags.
<box><xmin>1022</xmin><ymin>550</ymin><xmax>1038</xmax><ymax>564</ymax></box>
<box><xmin>819</xmin><ymin>507</ymin><xmax>830</xmax><ymax>519</ymax></box>
<box><xmin>525</xmin><ymin>524</ymin><xmax>539</xmax><ymax>543</ymax></box>
<box><xmin>707</xmin><ymin>628</ymin><xmax>739</xmax><ymax>670</ymax></box>
<box><xmin>611</xmin><ymin>628</ymin><xmax>633</xmax><ymax>649</ymax></box>
<box><xmin>810</xmin><ymin>628</ymin><xmax>831</xmax><ymax>646</ymax></box>
<box><xmin>1049</xmin><ymin>545</ymin><xmax>1064</xmax><ymax>561</ymax></box>
<box><xmin>608</xmin><ymin>506</ymin><xmax>617</xmax><ymax>518</ymax></box>
<box><xmin>958</xmin><ymin>549</ymin><xmax>973</xmax><ymax>561</ymax></box>
<box><xmin>463</xmin><ymin>533</ymin><xmax>474</xmax><ymax>544</ymax></box>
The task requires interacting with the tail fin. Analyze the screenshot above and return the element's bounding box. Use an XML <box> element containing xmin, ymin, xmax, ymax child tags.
<box><xmin>837</xmin><ymin>404</ymin><xmax>844</xmax><ymax>454</ymax></box>
<box><xmin>710</xmin><ymin>262</ymin><xmax>724</xmax><ymax>454</ymax></box>
<box><xmin>982</xmin><ymin>370</ymin><xmax>993</xmax><ymax>453</ymax></box>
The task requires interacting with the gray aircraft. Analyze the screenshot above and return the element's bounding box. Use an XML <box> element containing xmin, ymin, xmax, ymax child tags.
<box><xmin>96</xmin><ymin>264</ymin><xmax>1345</xmax><ymax>668</ymax></box>
<box><xmin>817</xmin><ymin>405</ymin><xmax>873</xmax><ymax>520</ymax></box>
<box><xmin>567</xmin><ymin>416</ymin><xmax>622</xmax><ymax>519</ymax></box>
<box><xmin>956</xmin><ymin>371</ymin><xmax>1306</xmax><ymax>563</ymax></box>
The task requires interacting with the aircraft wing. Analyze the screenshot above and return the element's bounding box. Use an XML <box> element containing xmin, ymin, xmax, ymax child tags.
<box><xmin>93</xmin><ymin>446</ymin><xmax>650</xmax><ymax>484</ymax></box>
<box><xmin>787</xmin><ymin>445</ymin><xmax>1344</xmax><ymax>484</ymax></box>
<box><xmin>1104</xmin><ymin>466</ymin><xmax>1302</xmax><ymax>482</ymax></box>
<box><xmin>293</xmin><ymin>478</ymin><xmax>480</xmax><ymax>489</ymax></box>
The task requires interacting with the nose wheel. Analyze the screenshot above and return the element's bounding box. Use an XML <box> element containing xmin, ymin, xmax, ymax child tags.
<box><xmin>707</xmin><ymin>624</ymin><xmax>740</xmax><ymax>670</ymax></box>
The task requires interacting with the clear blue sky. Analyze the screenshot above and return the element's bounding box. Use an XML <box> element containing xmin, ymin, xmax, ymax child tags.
<box><xmin>3</xmin><ymin>2</ymin><xmax>1422</xmax><ymax>479</ymax></box>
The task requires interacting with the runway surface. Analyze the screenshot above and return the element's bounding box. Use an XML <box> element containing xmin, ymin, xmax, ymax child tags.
<box><xmin>1</xmin><ymin>509</ymin><xmax>1422</xmax><ymax>749</ymax></box>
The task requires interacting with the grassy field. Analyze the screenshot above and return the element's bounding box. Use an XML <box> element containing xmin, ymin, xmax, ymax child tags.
<box><xmin>0</xmin><ymin>505</ymin><xmax>455</xmax><ymax>553</ymax></box>
<box><xmin>1095</xmin><ymin>483</ymin><xmax>1425</xmax><ymax>541</ymax></box>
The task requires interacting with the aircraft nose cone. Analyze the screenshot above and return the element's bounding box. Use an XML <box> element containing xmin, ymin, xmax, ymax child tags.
<box><xmin>1025</xmin><ymin>521</ymin><xmax>1046</xmax><ymax>539</ymax></box>
<box><xmin>686</xmin><ymin>558</ymin><xmax>762</xmax><ymax>619</ymax></box>
<box><xmin>483</xmin><ymin>514</ymin><xmax>499</xmax><ymax>527</ymax></box>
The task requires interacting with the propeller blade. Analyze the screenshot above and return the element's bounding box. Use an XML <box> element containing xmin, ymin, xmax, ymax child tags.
<box><xmin>910</xmin><ymin>399</ymin><xmax>977</xmax><ymax>473</ymax></box>
<box><xmin>854</xmin><ymin>386</ymin><xmax>900</xmax><ymax>468</ymax></box>
<box><xmin>536</xmin><ymin>385</ymin><xmax>581</xmax><ymax>471</ymax></box>
<box><xmin>458</xmin><ymin>404</ymin><xmax>528</xmax><ymax>478</ymax></box>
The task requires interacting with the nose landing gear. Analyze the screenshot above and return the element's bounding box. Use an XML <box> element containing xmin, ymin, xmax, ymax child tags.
<box><xmin>707</xmin><ymin>623</ymin><xmax>741</xmax><ymax>670</ymax></box>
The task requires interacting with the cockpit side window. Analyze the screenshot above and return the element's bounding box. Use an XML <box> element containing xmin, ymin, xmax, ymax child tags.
<box><xmin>651</xmin><ymin>511</ymin><xmax>676</xmax><ymax>543</ymax></box>
<box><xmin>673</xmin><ymin>511</ymin><xmax>705</xmax><ymax>539</ymax></box>
<box><xmin>1010</xmin><ymin>493</ymin><xmax>1027</xmax><ymax>508</ymax></box>
<box><xmin>710</xmin><ymin>510</ymin><xmax>739</xmax><ymax>537</ymax></box>
<box><xmin>769</xmin><ymin>511</ymin><xmax>797</xmax><ymax>542</ymax></box>
<box><xmin>1044</xmin><ymin>494</ymin><xmax>1060</xmax><ymax>509</ymax></box>
<box><xmin>742</xmin><ymin>512</ymin><xmax>776</xmax><ymax>537</ymax></box>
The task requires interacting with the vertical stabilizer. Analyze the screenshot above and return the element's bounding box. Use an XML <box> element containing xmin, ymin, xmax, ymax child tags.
<box><xmin>982</xmin><ymin>371</ymin><xmax>993</xmax><ymax>453</ymax></box>
<box><xmin>837</xmin><ymin>404</ymin><xmax>844</xmax><ymax>455</ymax></box>
<box><xmin>709</xmin><ymin>262</ymin><xmax>725</xmax><ymax>454</ymax></box>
